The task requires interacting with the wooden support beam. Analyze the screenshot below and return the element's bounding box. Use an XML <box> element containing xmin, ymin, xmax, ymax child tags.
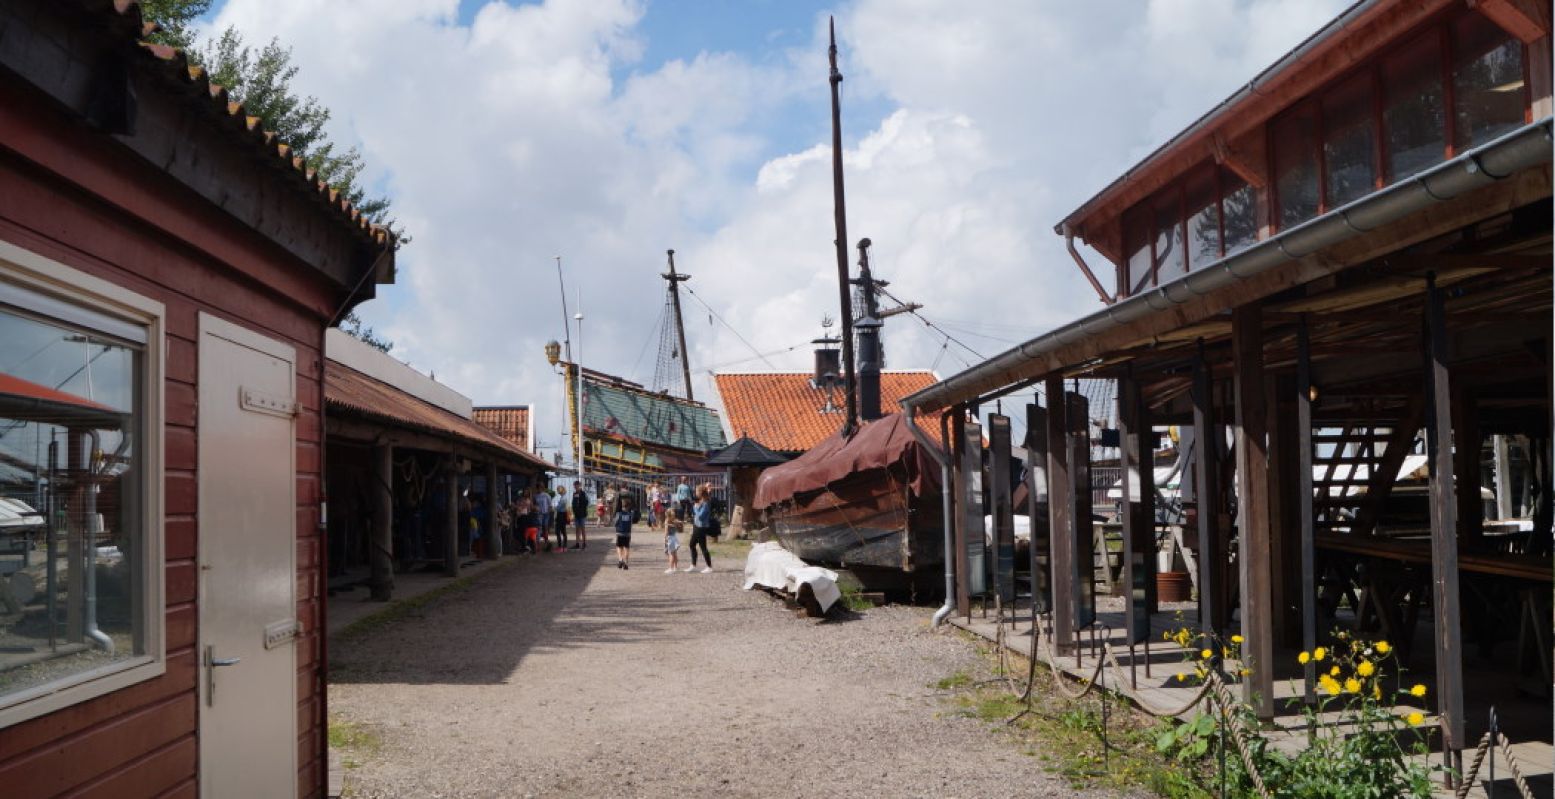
<box><xmin>1211</xmin><ymin>131</ymin><xmax>1267</xmax><ymax>189</ymax></box>
<box><xmin>1118</xmin><ymin>374</ymin><xmax>1156</xmax><ymax>645</ymax></box>
<box><xmin>1026</xmin><ymin>404</ymin><xmax>1052</xmax><ymax>616</ymax></box>
<box><xmin>961</xmin><ymin>417</ymin><xmax>988</xmax><ymax>605</ymax></box>
<box><xmin>951</xmin><ymin>412</ymin><xmax>970</xmax><ymax>618</ymax></box>
<box><xmin>1470</xmin><ymin>0</ymin><xmax>1550</xmax><ymax>43</ymax></box>
<box><xmin>1350</xmin><ymin>395</ymin><xmax>1426</xmax><ymax>537</ymax></box>
<box><xmin>1296</xmin><ymin>317</ymin><xmax>1317</xmax><ymax>705</ymax></box>
<box><xmin>1046</xmin><ymin>376</ymin><xmax>1075</xmax><ymax>649</ymax></box>
<box><xmin>485</xmin><ymin>461</ymin><xmax>501</xmax><ymax>559</ymax></box>
<box><xmin>370</xmin><ymin>443</ymin><xmax>394</xmax><ymax>600</ymax></box>
<box><xmin>443</xmin><ymin>456</ymin><xmax>461</xmax><ymax>577</ymax></box>
<box><xmin>1267</xmin><ymin>374</ymin><xmax>1300</xmax><ymax>647</ymax></box>
<box><xmin>1068</xmin><ymin>391</ymin><xmax>1097</xmax><ymax>631</ymax></box>
<box><xmin>1452</xmin><ymin>383</ymin><xmax>1484</xmax><ymax>548</ymax></box>
<box><xmin>1233</xmin><ymin>305</ymin><xmax>1275</xmax><ymax>720</ymax></box>
<box><xmin>989</xmin><ymin>414</ymin><xmax>1016</xmax><ymax>606</ymax></box>
<box><xmin>1192</xmin><ymin>342</ymin><xmax>1228</xmax><ymax>637</ymax></box>
<box><xmin>1424</xmin><ymin>275</ymin><xmax>1467</xmax><ymax>778</ymax></box>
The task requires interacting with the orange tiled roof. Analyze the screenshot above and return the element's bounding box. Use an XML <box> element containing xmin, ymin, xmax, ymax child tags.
<box><xmin>83</xmin><ymin>1</ymin><xmax>390</xmax><ymax>246</ymax></box>
<box><xmin>713</xmin><ymin>371</ymin><xmax>939</xmax><ymax>454</ymax></box>
<box><xmin>473</xmin><ymin>406</ymin><xmax>531</xmax><ymax>451</ymax></box>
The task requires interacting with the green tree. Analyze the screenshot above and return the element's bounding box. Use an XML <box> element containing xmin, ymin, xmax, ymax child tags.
<box><xmin>139</xmin><ymin>0</ymin><xmax>210</xmax><ymax>50</ymax></box>
<box><xmin>339</xmin><ymin>312</ymin><xmax>393</xmax><ymax>353</ymax></box>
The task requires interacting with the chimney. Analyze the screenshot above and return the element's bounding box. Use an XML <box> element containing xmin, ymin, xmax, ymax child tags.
<box><xmin>856</xmin><ymin>315</ymin><xmax>882</xmax><ymax>420</ymax></box>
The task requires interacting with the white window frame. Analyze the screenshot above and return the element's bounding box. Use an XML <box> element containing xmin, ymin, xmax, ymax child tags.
<box><xmin>0</xmin><ymin>238</ymin><xmax>166</xmax><ymax>729</ymax></box>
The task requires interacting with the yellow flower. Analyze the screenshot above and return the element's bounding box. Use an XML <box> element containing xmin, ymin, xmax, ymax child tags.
<box><xmin>1201</xmin><ymin>648</ymin><xmax>1213</xmax><ymax>660</ymax></box>
<box><xmin>1409</xmin><ymin>684</ymin><xmax>1427</xmax><ymax>698</ymax></box>
<box><xmin>1175</xmin><ymin>672</ymin><xmax>1186</xmax><ymax>682</ymax></box>
<box><xmin>1344</xmin><ymin>678</ymin><xmax>1362</xmax><ymax>694</ymax></box>
<box><xmin>1406</xmin><ymin>712</ymin><xmax>1424</xmax><ymax>726</ymax></box>
<box><xmin>1372</xmin><ymin>685</ymin><xmax>1382</xmax><ymax>700</ymax></box>
<box><xmin>1330</xmin><ymin>666</ymin><xmax>1341</xmax><ymax>677</ymax></box>
<box><xmin>1313</xmin><ymin>647</ymin><xmax>1327</xmax><ymax>662</ymax></box>
<box><xmin>1357</xmin><ymin>660</ymin><xmax>1375</xmax><ymax>678</ymax></box>
<box><xmin>1318</xmin><ymin>675</ymin><xmax>1341</xmax><ymax>695</ymax></box>
<box><xmin>1375</xmin><ymin>641</ymin><xmax>1391</xmax><ymax>654</ymax></box>
<box><xmin>1298</xmin><ymin>651</ymin><xmax>1310</xmax><ymax>664</ymax></box>
<box><xmin>1231</xmin><ymin>634</ymin><xmax>1244</xmax><ymax>644</ymax></box>
<box><xmin>1239</xmin><ymin>668</ymin><xmax>1251</xmax><ymax>677</ymax></box>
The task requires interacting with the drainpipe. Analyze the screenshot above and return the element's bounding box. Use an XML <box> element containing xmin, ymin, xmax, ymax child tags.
<box><xmin>82</xmin><ymin>431</ymin><xmax>113</xmax><ymax>654</ymax></box>
<box><xmin>904</xmin><ymin>404</ymin><xmax>955</xmax><ymax>627</ymax></box>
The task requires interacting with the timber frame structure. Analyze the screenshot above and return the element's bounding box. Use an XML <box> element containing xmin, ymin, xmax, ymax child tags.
<box><xmin>904</xmin><ymin>0</ymin><xmax>1552</xmax><ymax>786</ymax></box>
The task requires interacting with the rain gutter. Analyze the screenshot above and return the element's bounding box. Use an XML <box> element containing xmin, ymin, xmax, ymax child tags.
<box><xmin>908</xmin><ymin>116</ymin><xmax>1554</xmax><ymax>415</ymax></box>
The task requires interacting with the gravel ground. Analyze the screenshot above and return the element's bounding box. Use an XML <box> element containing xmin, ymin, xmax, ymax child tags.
<box><xmin>329</xmin><ymin>529</ymin><xmax>1127</xmax><ymax>798</ymax></box>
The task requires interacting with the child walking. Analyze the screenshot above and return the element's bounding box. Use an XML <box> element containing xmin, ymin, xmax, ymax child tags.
<box><xmin>663</xmin><ymin>508</ymin><xmax>683</xmax><ymax>573</ymax></box>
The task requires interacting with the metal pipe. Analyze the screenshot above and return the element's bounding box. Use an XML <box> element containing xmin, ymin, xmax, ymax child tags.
<box><xmin>908</xmin><ymin>117</ymin><xmax>1553</xmax><ymax>413</ymax></box>
<box><xmin>904</xmin><ymin>404</ymin><xmax>956</xmax><ymax>627</ymax></box>
<box><xmin>1063</xmin><ymin>225</ymin><xmax>1114</xmax><ymax>305</ymax></box>
<box><xmin>82</xmin><ymin>430</ymin><xmax>112</xmax><ymax>654</ymax></box>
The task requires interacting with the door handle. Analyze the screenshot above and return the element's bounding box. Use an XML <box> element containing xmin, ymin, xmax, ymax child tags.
<box><xmin>204</xmin><ymin>645</ymin><xmax>241</xmax><ymax>706</ymax></box>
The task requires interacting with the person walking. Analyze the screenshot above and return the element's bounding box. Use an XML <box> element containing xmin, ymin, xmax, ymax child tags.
<box><xmin>675</xmin><ymin>476</ymin><xmax>693</xmax><ymax>522</ymax></box>
<box><xmin>533</xmin><ymin>485</ymin><xmax>554</xmax><ymax>552</ymax></box>
<box><xmin>662</xmin><ymin>507</ymin><xmax>683</xmax><ymax>573</ymax></box>
<box><xmin>650</xmin><ymin>485</ymin><xmax>666</xmax><ymax>530</ymax></box>
<box><xmin>553</xmin><ymin>486</ymin><xmax>570</xmax><ymax>551</ymax></box>
<box><xmin>570</xmin><ymin>481</ymin><xmax>589</xmax><ymax>550</ymax></box>
<box><xmin>686</xmin><ymin>484</ymin><xmax>713</xmax><ymax>573</ymax></box>
<box><xmin>613</xmin><ymin>495</ymin><xmax>637</xmax><ymax>570</ymax></box>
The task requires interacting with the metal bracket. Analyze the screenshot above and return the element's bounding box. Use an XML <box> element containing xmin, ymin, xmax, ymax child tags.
<box><xmin>240</xmin><ymin>386</ymin><xmax>298</xmax><ymax>418</ymax></box>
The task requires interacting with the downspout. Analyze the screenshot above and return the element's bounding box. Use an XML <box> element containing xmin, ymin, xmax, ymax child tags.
<box><xmin>1063</xmin><ymin>224</ymin><xmax>1115</xmax><ymax>306</ymax></box>
<box><xmin>82</xmin><ymin>430</ymin><xmax>114</xmax><ymax>653</ymax></box>
<box><xmin>905</xmin><ymin>403</ymin><xmax>955</xmax><ymax>627</ymax></box>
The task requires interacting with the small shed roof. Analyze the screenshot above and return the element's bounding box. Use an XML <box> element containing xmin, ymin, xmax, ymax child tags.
<box><xmin>705</xmin><ymin>435</ymin><xmax>788</xmax><ymax>467</ymax></box>
<box><xmin>713</xmin><ymin>371</ymin><xmax>938</xmax><ymax>453</ymax></box>
<box><xmin>473</xmin><ymin>406</ymin><xmax>531</xmax><ymax>451</ymax></box>
<box><xmin>326</xmin><ymin>361</ymin><xmax>549</xmax><ymax>471</ymax></box>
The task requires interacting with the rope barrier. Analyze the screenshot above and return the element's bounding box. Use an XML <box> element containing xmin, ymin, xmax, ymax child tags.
<box><xmin>1455</xmin><ymin>730</ymin><xmax>1537</xmax><ymax>799</ymax></box>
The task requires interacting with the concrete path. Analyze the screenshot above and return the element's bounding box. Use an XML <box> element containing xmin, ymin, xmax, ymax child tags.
<box><xmin>327</xmin><ymin>529</ymin><xmax>1115</xmax><ymax>798</ymax></box>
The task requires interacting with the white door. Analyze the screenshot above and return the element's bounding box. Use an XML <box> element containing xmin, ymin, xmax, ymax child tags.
<box><xmin>198</xmin><ymin>313</ymin><xmax>299</xmax><ymax>798</ymax></box>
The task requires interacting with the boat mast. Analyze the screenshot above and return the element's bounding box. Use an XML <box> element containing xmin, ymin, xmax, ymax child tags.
<box><xmin>828</xmin><ymin>16</ymin><xmax>858</xmax><ymax>437</ymax></box>
<box><xmin>662</xmin><ymin>249</ymin><xmax>694</xmax><ymax>402</ymax></box>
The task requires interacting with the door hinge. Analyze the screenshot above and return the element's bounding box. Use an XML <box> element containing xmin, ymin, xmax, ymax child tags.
<box><xmin>240</xmin><ymin>386</ymin><xmax>298</xmax><ymax>418</ymax></box>
<box><xmin>264</xmin><ymin>619</ymin><xmax>299</xmax><ymax>649</ymax></box>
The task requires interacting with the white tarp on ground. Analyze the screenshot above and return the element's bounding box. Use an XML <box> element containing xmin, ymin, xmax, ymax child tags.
<box><xmin>742</xmin><ymin>541</ymin><xmax>842</xmax><ymax>614</ymax></box>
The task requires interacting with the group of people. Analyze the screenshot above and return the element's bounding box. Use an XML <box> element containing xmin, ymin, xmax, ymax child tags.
<box><xmin>502</xmin><ymin>477</ymin><xmax>722</xmax><ymax>576</ymax></box>
<box><xmin>610</xmin><ymin>478</ymin><xmax>719</xmax><ymax>574</ymax></box>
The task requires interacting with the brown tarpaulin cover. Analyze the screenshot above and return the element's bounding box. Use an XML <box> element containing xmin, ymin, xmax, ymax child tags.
<box><xmin>753</xmin><ymin>413</ymin><xmax>943</xmax><ymax>509</ymax></box>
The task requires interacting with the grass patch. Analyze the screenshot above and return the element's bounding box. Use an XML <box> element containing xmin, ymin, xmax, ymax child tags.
<box><xmin>839</xmin><ymin>585</ymin><xmax>875</xmax><ymax>612</ymax></box>
<box><xmin>333</xmin><ymin>559</ymin><xmax>513</xmax><ymax>642</ymax></box>
<box><xmin>329</xmin><ymin>717</ymin><xmax>383</xmax><ymax>776</ymax></box>
<box><xmin>938</xmin><ymin>640</ymin><xmax>1213</xmax><ymax>797</ymax></box>
<box><xmin>707</xmin><ymin>536</ymin><xmax>752</xmax><ymax>562</ymax></box>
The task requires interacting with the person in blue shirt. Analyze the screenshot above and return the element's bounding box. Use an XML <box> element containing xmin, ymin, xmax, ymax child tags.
<box><xmin>614</xmin><ymin>495</ymin><xmax>637</xmax><ymax>570</ymax></box>
<box><xmin>686</xmin><ymin>484</ymin><xmax>714</xmax><ymax>573</ymax></box>
<box><xmin>675</xmin><ymin>477</ymin><xmax>693</xmax><ymax>521</ymax></box>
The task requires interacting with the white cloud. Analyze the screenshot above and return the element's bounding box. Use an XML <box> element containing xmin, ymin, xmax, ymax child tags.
<box><xmin>204</xmin><ymin>0</ymin><xmax>1350</xmax><ymax>459</ymax></box>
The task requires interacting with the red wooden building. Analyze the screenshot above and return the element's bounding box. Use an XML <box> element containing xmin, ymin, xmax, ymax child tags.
<box><xmin>0</xmin><ymin>2</ymin><xmax>394</xmax><ymax>796</ymax></box>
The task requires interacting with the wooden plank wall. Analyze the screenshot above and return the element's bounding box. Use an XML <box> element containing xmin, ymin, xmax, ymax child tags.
<box><xmin>0</xmin><ymin>76</ymin><xmax>337</xmax><ymax>797</ymax></box>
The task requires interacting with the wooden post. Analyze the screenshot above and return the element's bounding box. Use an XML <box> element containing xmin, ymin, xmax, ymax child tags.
<box><xmin>1424</xmin><ymin>275</ymin><xmax>1466</xmax><ymax>778</ymax></box>
<box><xmin>1118</xmin><ymin>374</ymin><xmax>1155</xmax><ymax>644</ymax></box>
<box><xmin>370</xmin><ymin>443</ymin><xmax>395</xmax><ymax>600</ymax></box>
<box><xmin>1452</xmin><ymin>384</ymin><xmax>1483</xmax><ymax>547</ymax></box>
<box><xmin>1296</xmin><ymin>317</ymin><xmax>1317</xmax><ymax>705</ymax></box>
<box><xmin>960</xmin><ymin>418</ymin><xmax>988</xmax><ymax>604</ymax></box>
<box><xmin>951</xmin><ymin>411</ymin><xmax>971</xmax><ymax>618</ymax></box>
<box><xmin>1026</xmin><ymin>404</ymin><xmax>1051</xmax><ymax>615</ymax></box>
<box><xmin>1233</xmin><ymin>305</ymin><xmax>1275</xmax><ymax>719</ymax></box>
<box><xmin>988</xmin><ymin>414</ymin><xmax>1016</xmax><ymax>605</ymax></box>
<box><xmin>1192</xmin><ymin>341</ymin><xmax>1226</xmax><ymax>637</ymax></box>
<box><xmin>443</xmin><ymin>456</ymin><xmax>460</xmax><ymax>577</ymax></box>
<box><xmin>1046</xmin><ymin>376</ymin><xmax>1074</xmax><ymax>649</ymax></box>
<box><xmin>1067</xmin><ymin>391</ymin><xmax>1096</xmax><ymax>631</ymax></box>
<box><xmin>1493</xmin><ymin>435</ymin><xmax>1515</xmax><ymax>520</ymax></box>
<box><xmin>485</xmin><ymin>462</ymin><xmax>501</xmax><ymax>559</ymax></box>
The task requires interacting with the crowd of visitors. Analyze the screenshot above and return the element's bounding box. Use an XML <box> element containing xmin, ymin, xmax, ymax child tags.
<box><xmin>497</xmin><ymin>477</ymin><xmax>723</xmax><ymax>574</ymax></box>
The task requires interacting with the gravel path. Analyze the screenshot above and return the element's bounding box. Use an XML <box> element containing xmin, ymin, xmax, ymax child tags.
<box><xmin>329</xmin><ymin>531</ymin><xmax>1120</xmax><ymax>798</ymax></box>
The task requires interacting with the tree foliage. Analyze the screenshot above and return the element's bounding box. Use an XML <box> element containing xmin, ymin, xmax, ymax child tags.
<box><xmin>339</xmin><ymin>312</ymin><xmax>394</xmax><ymax>354</ymax></box>
<box><xmin>138</xmin><ymin>0</ymin><xmax>210</xmax><ymax>50</ymax></box>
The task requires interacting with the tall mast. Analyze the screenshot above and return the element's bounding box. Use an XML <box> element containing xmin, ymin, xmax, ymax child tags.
<box><xmin>828</xmin><ymin>16</ymin><xmax>858</xmax><ymax>436</ymax></box>
<box><xmin>662</xmin><ymin>249</ymin><xmax>694</xmax><ymax>402</ymax></box>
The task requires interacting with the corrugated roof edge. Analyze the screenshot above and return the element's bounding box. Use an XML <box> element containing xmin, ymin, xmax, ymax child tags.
<box><xmin>909</xmin><ymin>117</ymin><xmax>1554</xmax><ymax>414</ymax></box>
<box><xmin>91</xmin><ymin>0</ymin><xmax>391</xmax><ymax>248</ymax></box>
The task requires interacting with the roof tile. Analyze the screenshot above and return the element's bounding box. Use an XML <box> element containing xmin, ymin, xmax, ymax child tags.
<box><xmin>713</xmin><ymin>371</ymin><xmax>938</xmax><ymax>453</ymax></box>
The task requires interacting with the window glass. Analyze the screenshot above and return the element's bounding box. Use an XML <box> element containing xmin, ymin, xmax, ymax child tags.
<box><xmin>1452</xmin><ymin>12</ymin><xmax>1525</xmax><ymax>149</ymax></box>
<box><xmin>1183</xmin><ymin>165</ymin><xmax>1220</xmax><ymax>270</ymax></box>
<box><xmin>1383</xmin><ymin>32</ymin><xmax>1447</xmax><ymax>181</ymax></box>
<box><xmin>1323</xmin><ymin>72</ymin><xmax>1378</xmax><ymax>208</ymax></box>
<box><xmin>0</xmin><ymin>304</ymin><xmax>144</xmax><ymax>701</ymax></box>
<box><xmin>1273</xmin><ymin>103</ymin><xmax>1321</xmax><ymax>228</ymax></box>
<box><xmin>1219</xmin><ymin>169</ymin><xmax>1259</xmax><ymax>256</ymax></box>
<box><xmin>1152</xmin><ymin>189</ymin><xmax>1185</xmax><ymax>280</ymax></box>
<box><xmin>1123</xmin><ymin>205</ymin><xmax>1152</xmax><ymax>296</ymax></box>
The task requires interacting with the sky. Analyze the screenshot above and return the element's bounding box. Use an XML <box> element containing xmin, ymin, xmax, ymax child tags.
<box><xmin>200</xmin><ymin>0</ymin><xmax>1352</xmax><ymax>462</ymax></box>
